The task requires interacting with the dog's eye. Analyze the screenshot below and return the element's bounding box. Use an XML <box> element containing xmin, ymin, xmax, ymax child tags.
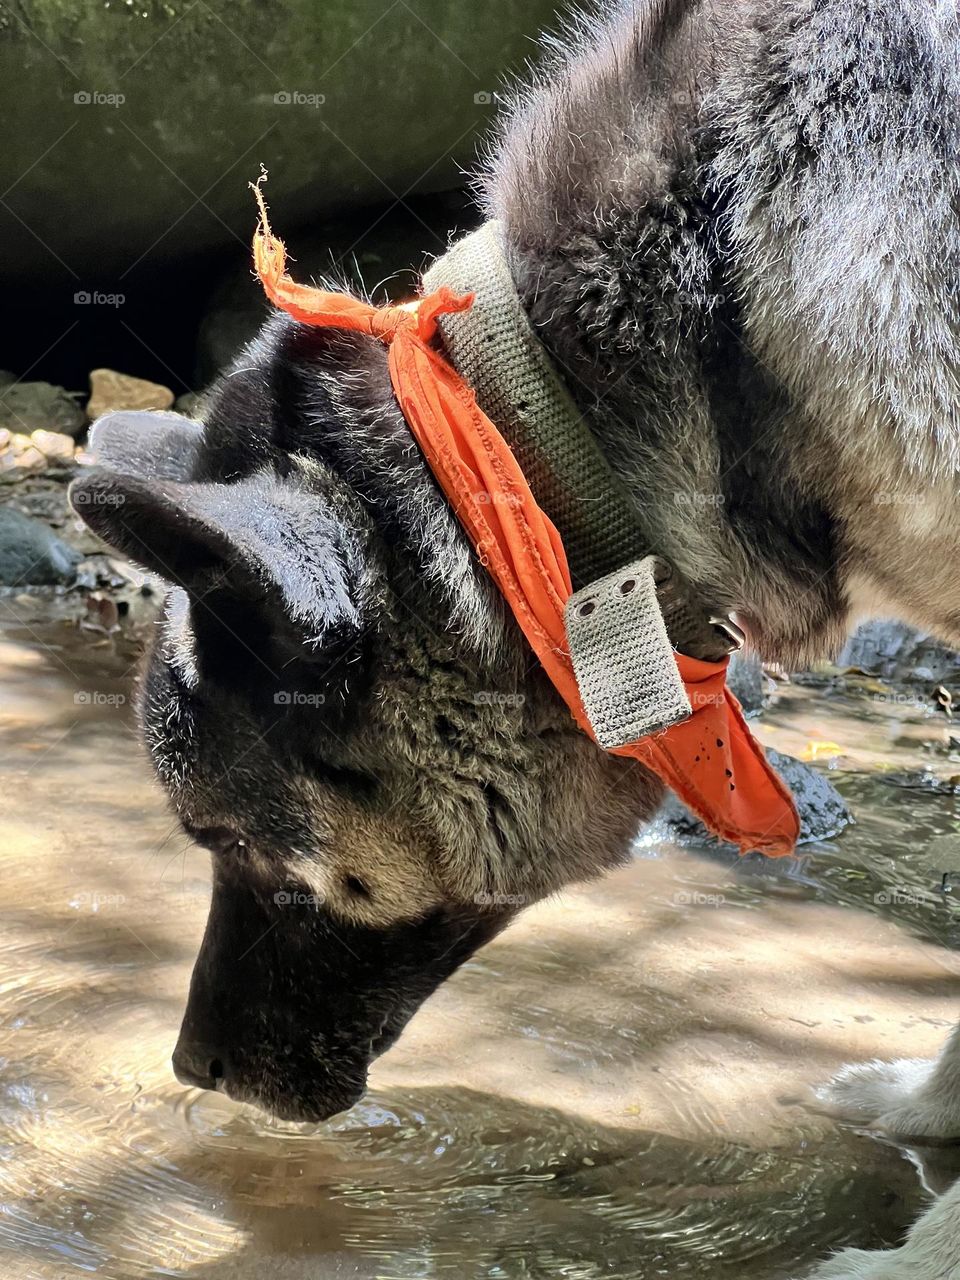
<box><xmin>344</xmin><ymin>874</ymin><xmax>372</xmax><ymax>900</ymax></box>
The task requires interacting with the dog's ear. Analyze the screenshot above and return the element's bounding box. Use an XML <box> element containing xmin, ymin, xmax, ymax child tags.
<box><xmin>87</xmin><ymin>410</ymin><xmax>204</xmax><ymax>482</ymax></box>
<box><xmin>69</xmin><ymin>467</ymin><xmax>370</xmax><ymax>655</ymax></box>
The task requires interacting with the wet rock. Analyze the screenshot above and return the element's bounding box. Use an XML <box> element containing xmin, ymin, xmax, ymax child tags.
<box><xmin>766</xmin><ymin>749</ymin><xmax>854</xmax><ymax>842</ymax></box>
<box><xmin>0</xmin><ymin>435</ymin><xmax>48</xmax><ymax>474</ymax></box>
<box><xmin>0</xmin><ymin>507</ymin><xmax>80</xmax><ymax>585</ymax></box>
<box><xmin>0</xmin><ymin>381</ymin><xmax>85</xmax><ymax>437</ymax></box>
<box><xmin>881</xmin><ymin>769</ymin><xmax>960</xmax><ymax>795</ymax></box>
<box><xmin>73</xmin><ymin>561</ymin><xmax>99</xmax><ymax>592</ymax></box>
<box><xmin>86</xmin><ymin>369</ymin><xmax>174</xmax><ymax>422</ymax></box>
<box><xmin>659</xmin><ymin>747</ymin><xmax>852</xmax><ymax>849</ymax></box>
<box><xmin>3</xmin><ymin>428</ymin><xmax>78</xmax><ymax>470</ymax></box>
<box><xmin>13</xmin><ymin>448</ymin><xmax>47</xmax><ymax>472</ymax></box>
<box><xmin>727</xmin><ymin>652</ymin><xmax>766</xmax><ymax>715</ymax></box>
<box><xmin>839</xmin><ymin>620</ymin><xmax>960</xmax><ymax>684</ymax></box>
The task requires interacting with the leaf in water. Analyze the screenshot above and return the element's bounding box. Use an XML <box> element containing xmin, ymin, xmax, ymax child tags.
<box><xmin>801</xmin><ymin>741</ymin><xmax>845</xmax><ymax>761</ymax></box>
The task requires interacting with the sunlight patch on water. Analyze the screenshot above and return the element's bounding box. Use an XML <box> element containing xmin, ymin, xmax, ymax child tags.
<box><xmin>0</xmin><ymin>610</ymin><xmax>956</xmax><ymax>1277</ymax></box>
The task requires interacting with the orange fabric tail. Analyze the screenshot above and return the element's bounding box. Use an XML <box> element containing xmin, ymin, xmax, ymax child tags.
<box><xmin>252</xmin><ymin>189</ymin><xmax>800</xmax><ymax>858</ymax></box>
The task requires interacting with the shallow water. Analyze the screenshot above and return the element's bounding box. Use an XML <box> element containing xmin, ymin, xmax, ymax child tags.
<box><xmin>1</xmin><ymin>600</ymin><xmax>958</xmax><ymax>1280</ymax></box>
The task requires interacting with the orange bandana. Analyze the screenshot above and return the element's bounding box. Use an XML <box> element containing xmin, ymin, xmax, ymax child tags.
<box><xmin>252</xmin><ymin>193</ymin><xmax>799</xmax><ymax>857</ymax></box>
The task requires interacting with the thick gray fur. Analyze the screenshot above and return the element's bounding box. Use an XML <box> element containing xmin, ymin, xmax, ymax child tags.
<box><xmin>69</xmin><ymin>10</ymin><xmax>960</xmax><ymax>1263</ymax></box>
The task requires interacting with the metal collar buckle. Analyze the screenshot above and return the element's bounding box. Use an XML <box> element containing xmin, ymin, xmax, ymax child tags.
<box><xmin>708</xmin><ymin>615</ymin><xmax>746</xmax><ymax>655</ymax></box>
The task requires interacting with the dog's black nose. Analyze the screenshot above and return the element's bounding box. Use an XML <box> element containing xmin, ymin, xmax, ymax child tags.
<box><xmin>172</xmin><ymin>1039</ymin><xmax>228</xmax><ymax>1090</ymax></box>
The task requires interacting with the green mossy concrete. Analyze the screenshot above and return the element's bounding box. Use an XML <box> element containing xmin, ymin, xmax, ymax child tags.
<box><xmin>0</xmin><ymin>0</ymin><xmax>560</xmax><ymax>282</ymax></box>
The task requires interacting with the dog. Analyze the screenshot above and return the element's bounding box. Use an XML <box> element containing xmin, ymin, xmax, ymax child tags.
<box><xmin>70</xmin><ymin>2</ymin><xmax>960</xmax><ymax>1275</ymax></box>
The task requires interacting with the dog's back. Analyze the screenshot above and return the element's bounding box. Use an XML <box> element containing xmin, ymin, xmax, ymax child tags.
<box><xmin>69</xmin><ymin>0</ymin><xmax>960</xmax><ymax>1135</ymax></box>
<box><xmin>486</xmin><ymin>0</ymin><xmax>960</xmax><ymax>659</ymax></box>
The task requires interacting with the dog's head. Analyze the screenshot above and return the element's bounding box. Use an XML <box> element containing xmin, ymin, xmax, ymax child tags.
<box><xmin>69</xmin><ymin>330</ymin><xmax>656</xmax><ymax>1121</ymax></box>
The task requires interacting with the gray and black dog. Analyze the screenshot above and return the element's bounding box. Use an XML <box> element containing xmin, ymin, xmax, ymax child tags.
<box><xmin>71</xmin><ymin>3</ymin><xmax>960</xmax><ymax>1275</ymax></box>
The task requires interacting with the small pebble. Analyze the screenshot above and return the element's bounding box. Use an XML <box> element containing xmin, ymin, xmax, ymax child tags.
<box><xmin>12</xmin><ymin>446</ymin><xmax>47</xmax><ymax>471</ymax></box>
<box><xmin>30</xmin><ymin>430</ymin><xmax>76</xmax><ymax>463</ymax></box>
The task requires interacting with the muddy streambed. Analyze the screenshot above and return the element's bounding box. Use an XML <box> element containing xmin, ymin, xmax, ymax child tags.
<box><xmin>1</xmin><ymin>597</ymin><xmax>959</xmax><ymax>1280</ymax></box>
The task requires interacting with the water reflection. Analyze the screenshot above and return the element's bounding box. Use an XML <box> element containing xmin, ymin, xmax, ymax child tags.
<box><xmin>0</xmin><ymin>601</ymin><xmax>956</xmax><ymax>1278</ymax></box>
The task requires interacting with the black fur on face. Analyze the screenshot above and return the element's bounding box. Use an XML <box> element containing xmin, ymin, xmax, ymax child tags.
<box><xmin>69</xmin><ymin>318</ymin><xmax>655</xmax><ymax>1122</ymax></box>
<box><xmin>173</xmin><ymin>850</ymin><xmax>507</xmax><ymax>1122</ymax></box>
<box><xmin>71</xmin><ymin>0</ymin><xmax>960</xmax><ymax>1124</ymax></box>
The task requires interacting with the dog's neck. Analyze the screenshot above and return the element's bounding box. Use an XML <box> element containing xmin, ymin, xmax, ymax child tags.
<box><xmin>472</xmin><ymin>0</ymin><xmax>856</xmax><ymax>669</ymax></box>
<box><xmin>499</xmin><ymin>234</ymin><xmax>848</xmax><ymax>668</ymax></box>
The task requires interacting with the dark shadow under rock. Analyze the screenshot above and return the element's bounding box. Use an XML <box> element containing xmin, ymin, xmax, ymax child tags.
<box><xmin>727</xmin><ymin>651</ymin><xmax>766</xmax><ymax>715</ymax></box>
<box><xmin>840</xmin><ymin>619</ymin><xmax>960</xmax><ymax>684</ymax></box>
<box><xmin>657</xmin><ymin>747</ymin><xmax>852</xmax><ymax>852</ymax></box>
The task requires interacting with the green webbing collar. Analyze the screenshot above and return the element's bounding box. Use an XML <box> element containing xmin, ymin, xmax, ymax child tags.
<box><xmin>423</xmin><ymin>222</ymin><xmax>743</xmax><ymax>665</ymax></box>
<box><xmin>423</xmin><ymin>221</ymin><xmax>649</xmax><ymax>590</ymax></box>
